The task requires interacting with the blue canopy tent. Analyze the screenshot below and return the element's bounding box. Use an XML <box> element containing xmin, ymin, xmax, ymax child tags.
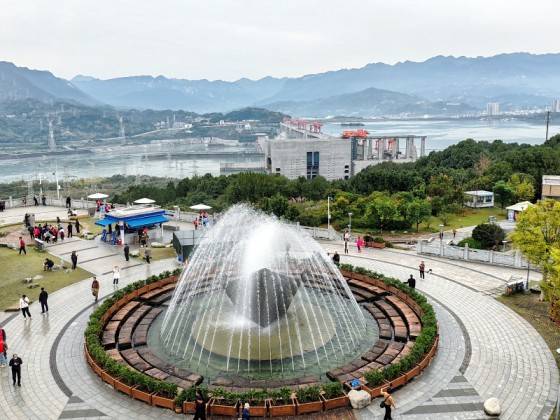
<box><xmin>96</xmin><ymin>207</ymin><xmax>169</xmax><ymax>245</ymax></box>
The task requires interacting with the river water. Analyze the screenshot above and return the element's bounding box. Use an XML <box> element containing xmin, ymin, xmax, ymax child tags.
<box><xmin>1</xmin><ymin>119</ymin><xmax>558</xmax><ymax>184</ymax></box>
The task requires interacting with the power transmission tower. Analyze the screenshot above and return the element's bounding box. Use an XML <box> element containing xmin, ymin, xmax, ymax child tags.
<box><xmin>545</xmin><ymin>110</ymin><xmax>550</xmax><ymax>142</ymax></box>
<box><xmin>48</xmin><ymin>118</ymin><xmax>56</xmax><ymax>151</ymax></box>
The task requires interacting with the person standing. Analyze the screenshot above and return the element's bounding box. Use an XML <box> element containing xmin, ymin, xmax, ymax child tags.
<box><xmin>91</xmin><ymin>277</ymin><xmax>100</xmax><ymax>302</ymax></box>
<box><xmin>71</xmin><ymin>251</ymin><xmax>78</xmax><ymax>270</ymax></box>
<box><xmin>9</xmin><ymin>354</ymin><xmax>23</xmax><ymax>386</ymax></box>
<box><xmin>406</xmin><ymin>274</ymin><xmax>416</xmax><ymax>289</ymax></box>
<box><xmin>41</xmin><ymin>194</ymin><xmax>47</xmax><ymax>206</ymax></box>
<box><xmin>193</xmin><ymin>389</ymin><xmax>207</xmax><ymax>420</ymax></box>
<box><xmin>144</xmin><ymin>247</ymin><xmax>151</xmax><ymax>264</ymax></box>
<box><xmin>0</xmin><ymin>335</ymin><xmax>6</xmax><ymax>367</ymax></box>
<box><xmin>19</xmin><ymin>295</ymin><xmax>31</xmax><ymax>319</ymax></box>
<box><xmin>39</xmin><ymin>288</ymin><xmax>49</xmax><ymax>313</ymax></box>
<box><xmin>241</xmin><ymin>402</ymin><xmax>250</xmax><ymax>420</ymax></box>
<box><xmin>59</xmin><ymin>226</ymin><xmax>65</xmax><ymax>241</ymax></box>
<box><xmin>343</xmin><ymin>230</ymin><xmax>350</xmax><ymax>254</ymax></box>
<box><xmin>380</xmin><ymin>387</ymin><xmax>396</xmax><ymax>420</ymax></box>
<box><xmin>419</xmin><ymin>261</ymin><xmax>426</xmax><ymax>279</ymax></box>
<box><xmin>356</xmin><ymin>236</ymin><xmax>364</xmax><ymax>253</ymax></box>
<box><xmin>67</xmin><ymin>222</ymin><xmax>73</xmax><ymax>238</ymax></box>
<box><xmin>33</xmin><ymin>195</ymin><xmax>39</xmax><ymax>206</ymax></box>
<box><xmin>332</xmin><ymin>251</ymin><xmax>340</xmax><ymax>266</ymax></box>
<box><xmin>66</xmin><ymin>196</ymin><xmax>71</xmax><ymax>208</ymax></box>
<box><xmin>75</xmin><ymin>219</ymin><xmax>80</xmax><ymax>235</ymax></box>
<box><xmin>27</xmin><ymin>225</ymin><xmax>34</xmax><ymax>241</ymax></box>
<box><xmin>124</xmin><ymin>244</ymin><xmax>130</xmax><ymax>262</ymax></box>
<box><xmin>112</xmin><ymin>266</ymin><xmax>120</xmax><ymax>286</ymax></box>
<box><xmin>18</xmin><ymin>237</ymin><xmax>26</xmax><ymax>255</ymax></box>
<box><xmin>452</xmin><ymin>228</ymin><xmax>457</xmax><ymax>239</ymax></box>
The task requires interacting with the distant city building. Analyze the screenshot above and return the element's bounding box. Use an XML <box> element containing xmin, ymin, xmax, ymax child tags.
<box><xmin>542</xmin><ymin>175</ymin><xmax>560</xmax><ymax>200</ymax></box>
<box><xmin>464</xmin><ymin>190</ymin><xmax>494</xmax><ymax>208</ymax></box>
<box><xmin>552</xmin><ymin>99</ymin><xmax>560</xmax><ymax>113</ymax></box>
<box><xmin>486</xmin><ymin>102</ymin><xmax>500</xmax><ymax>116</ymax></box>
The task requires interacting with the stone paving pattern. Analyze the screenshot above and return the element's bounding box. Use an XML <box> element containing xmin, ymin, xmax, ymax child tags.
<box><xmin>0</xmin><ymin>212</ymin><xmax>557</xmax><ymax>419</ymax></box>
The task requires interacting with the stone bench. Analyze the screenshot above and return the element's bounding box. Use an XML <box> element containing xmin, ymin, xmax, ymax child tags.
<box><xmin>364</xmin><ymin>304</ymin><xmax>393</xmax><ymax>340</ymax></box>
<box><xmin>120</xmin><ymin>348</ymin><xmax>152</xmax><ymax>372</ymax></box>
<box><xmin>374</xmin><ymin>300</ymin><xmax>408</xmax><ymax>341</ymax></box>
<box><xmin>138</xmin><ymin>283</ymin><xmax>176</xmax><ymax>301</ymax></box>
<box><xmin>385</xmin><ymin>295</ymin><xmax>422</xmax><ymax>339</ymax></box>
<box><xmin>117</xmin><ymin>305</ymin><xmax>152</xmax><ymax>349</ymax></box>
<box><xmin>347</xmin><ymin>278</ymin><xmax>386</xmax><ymax>296</ymax></box>
<box><xmin>111</xmin><ymin>301</ymin><xmax>141</xmax><ymax>322</ymax></box>
<box><xmin>375</xmin><ymin>342</ymin><xmax>404</xmax><ymax>366</ymax></box>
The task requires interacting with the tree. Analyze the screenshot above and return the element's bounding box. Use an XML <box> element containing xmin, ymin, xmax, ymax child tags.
<box><xmin>365</xmin><ymin>195</ymin><xmax>399</xmax><ymax>234</ymax></box>
<box><xmin>507</xmin><ymin>173</ymin><xmax>535</xmax><ymax>202</ymax></box>
<box><xmin>511</xmin><ymin>200</ymin><xmax>560</xmax><ymax>320</ymax></box>
<box><xmin>492</xmin><ymin>181</ymin><xmax>514</xmax><ymax>209</ymax></box>
<box><xmin>472</xmin><ymin>223</ymin><xmax>505</xmax><ymax>249</ymax></box>
<box><xmin>405</xmin><ymin>198</ymin><xmax>432</xmax><ymax>232</ymax></box>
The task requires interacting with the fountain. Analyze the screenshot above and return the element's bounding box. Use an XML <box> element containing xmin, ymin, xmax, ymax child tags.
<box><xmin>156</xmin><ymin>205</ymin><xmax>378</xmax><ymax>381</ymax></box>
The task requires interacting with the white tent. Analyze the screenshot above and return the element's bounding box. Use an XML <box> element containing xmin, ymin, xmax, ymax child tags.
<box><xmin>190</xmin><ymin>203</ymin><xmax>212</xmax><ymax>210</ymax></box>
<box><xmin>134</xmin><ymin>197</ymin><xmax>156</xmax><ymax>204</ymax></box>
<box><xmin>87</xmin><ymin>193</ymin><xmax>109</xmax><ymax>199</ymax></box>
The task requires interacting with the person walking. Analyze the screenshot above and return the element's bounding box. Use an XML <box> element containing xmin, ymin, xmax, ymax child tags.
<box><xmin>380</xmin><ymin>387</ymin><xmax>396</xmax><ymax>420</ymax></box>
<box><xmin>91</xmin><ymin>277</ymin><xmax>100</xmax><ymax>302</ymax></box>
<box><xmin>406</xmin><ymin>274</ymin><xmax>416</xmax><ymax>289</ymax></box>
<box><xmin>356</xmin><ymin>236</ymin><xmax>364</xmax><ymax>253</ymax></box>
<box><xmin>452</xmin><ymin>228</ymin><xmax>457</xmax><ymax>239</ymax></box>
<box><xmin>39</xmin><ymin>288</ymin><xmax>49</xmax><ymax>313</ymax></box>
<box><xmin>332</xmin><ymin>251</ymin><xmax>340</xmax><ymax>266</ymax></box>
<box><xmin>9</xmin><ymin>354</ymin><xmax>23</xmax><ymax>386</ymax></box>
<box><xmin>124</xmin><ymin>243</ymin><xmax>130</xmax><ymax>262</ymax></box>
<box><xmin>66</xmin><ymin>196</ymin><xmax>71</xmax><ymax>208</ymax></box>
<box><xmin>241</xmin><ymin>402</ymin><xmax>250</xmax><ymax>420</ymax></box>
<box><xmin>193</xmin><ymin>389</ymin><xmax>207</xmax><ymax>420</ymax></box>
<box><xmin>19</xmin><ymin>295</ymin><xmax>31</xmax><ymax>319</ymax></box>
<box><xmin>71</xmin><ymin>251</ymin><xmax>78</xmax><ymax>270</ymax></box>
<box><xmin>18</xmin><ymin>237</ymin><xmax>26</xmax><ymax>255</ymax></box>
<box><xmin>75</xmin><ymin>219</ymin><xmax>80</xmax><ymax>235</ymax></box>
<box><xmin>144</xmin><ymin>247</ymin><xmax>151</xmax><ymax>264</ymax></box>
<box><xmin>419</xmin><ymin>261</ymin><xmax>426</xmax><ymax>279</ymax></box>
<box><xmin>67</xmin><ymin>222</ymin><xmax>73</xmax><ymax>238</ymax></box>
<box><xmin>27</xmin><ymin>225</ymin><xmax>34</xmax><ymax>241</ymax></box>
<box><xmin>0</xmin><ymin>335</ymin><xmax>7</xmax><ymax>367</ymax></box>
<box><xmin>33</xmin><ymin>195</ymin><xmax>39</xmax><ymax>206</ymax></box>
<box><xmin>59</xmin><ymin>226</ymin><xmax>65</xmax><ymax>241</ymax></box>
<box><xmin>112</xmin><ymin>266</ymin><xmax>120</xmax><ymax>286</ymax></box>
<box><xmin>343</xmin><ymin>230</ymin><xmax>350</xmax><ymax>254</ymax></box>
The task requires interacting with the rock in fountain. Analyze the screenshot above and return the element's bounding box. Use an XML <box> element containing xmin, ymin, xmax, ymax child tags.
<box><xmin>159</xmin><ymin>205</ymin><xmax>373</xmax><ymax>379</ymax></box>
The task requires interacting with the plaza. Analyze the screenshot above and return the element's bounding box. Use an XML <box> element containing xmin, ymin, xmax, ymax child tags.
<box><xmin>0</xmin><ymin>204</ymin><xmax>557</xmax><ymax>420</ymax></box>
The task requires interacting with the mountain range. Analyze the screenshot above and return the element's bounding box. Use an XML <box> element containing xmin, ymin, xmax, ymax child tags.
<box><xmin>2</xmin><ymin>53</ymin><xmax>560</xmax><ymax>117</ymax></box>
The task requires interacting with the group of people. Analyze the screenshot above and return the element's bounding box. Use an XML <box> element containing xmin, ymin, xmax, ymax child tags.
<box><xmin>0</xmin><ymin>327</ymin><xmax>24</xmax><ymax>387</ymax></box>
<box><xmin>193</xmin><ymin>210</ymin><xmax>210</xmax><ymax>230</ymax></box>
<box><xmin>24</xmin><ymin>214</ymin><xmax>81</xmax><ymax>244</ymax></box>
<box><xmin>19</xmin><ymin>288</ymin><xmax>49</xmax><ymax>319</ymax></box>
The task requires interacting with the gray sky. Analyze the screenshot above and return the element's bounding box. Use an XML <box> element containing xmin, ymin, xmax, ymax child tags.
<box><xmin>2</xmin><ymin>0</ymin><xmax>559</xmax><ymax>81</ymax></box>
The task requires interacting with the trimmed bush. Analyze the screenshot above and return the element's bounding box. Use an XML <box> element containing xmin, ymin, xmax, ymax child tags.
<box><xmin>472</xmin><ymin>223</ymin><xmax>505</xmax><ymax>249</ymax></box>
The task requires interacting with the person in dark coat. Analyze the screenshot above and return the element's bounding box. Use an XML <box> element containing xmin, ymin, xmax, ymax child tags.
<box><xmin>332</xmin><ymin>251</ymin><xmax>340</xmax><ymax>266</ymax></box>
<box><xmin>67</xmin><ymin>222</ymin><xmax>73</xmax><ymax>238</ymax></box>
<box><xmin>193</xmin><ymin>389</ymin><xmax>206</xmax><ymax>420</ymax></box>
<box><xmin>75</xmin><ymin>219</ymin><xmax>80</xmax><ymax>234</ymax></box>
<box><xmin>41</xmin><ymin>194</ymin><xmax>46</xmax><ymax>206</ymax></box>
<box><xmin>124</xmin><ymin>244</ymin><xmax>130</xmax><ymax>262</ymax></box>
<box><xmin>9</xmin><ymin>354</ymin><xmax>23</xmax><ymax>386</ymax></box>
<box><xmin>39</xmin><ymin>287</ymin><xmax>49</xmax><ymax>313</ymax></box>
<box><xmin>406</xmin><ymin>274</ymin><xmax>416</xmax><ymax>289</ymax></box>
<box><xmin>66</xmin><ymin>196</ymin><xmax>71</xmax><ymax>208</ymax></box>
<box><xmin>71</xmin><ymin>251</ymin><xmax>78</xmax><ymax>270</ymax></box>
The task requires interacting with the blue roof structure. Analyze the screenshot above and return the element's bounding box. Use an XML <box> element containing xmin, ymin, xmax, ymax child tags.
<box><xmin>95</xmin><ymin>206</ymin><xmax>169</xmax><ymax>229</ymax></box>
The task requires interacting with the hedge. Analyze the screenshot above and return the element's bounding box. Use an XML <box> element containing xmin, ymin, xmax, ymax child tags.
<box><xmin>339</xmin><ymin>263</ymin><xmax>438</xmax><ymax>388</ymax></box>
<box><xmin>85</xmin><ymin>268</ymin><xmax>182</xmax><ymax>399</ymax></box>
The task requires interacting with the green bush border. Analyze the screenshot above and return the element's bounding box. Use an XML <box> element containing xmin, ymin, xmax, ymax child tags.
<box><xmin>339</xmin><ymin>263</ymin><xmax>438</xmax><ymax>387</ymax></box>
<box><xmin>85</xmin><ymin>268</ymin><xmax>182</xmax><ymax>399</ymax></box>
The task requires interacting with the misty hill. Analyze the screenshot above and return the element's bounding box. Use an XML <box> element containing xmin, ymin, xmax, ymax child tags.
<box><xmin>0</xmin><ymin>61</ymin><xmax>97</xmax><ymax>106</ymax></box>
<box><xmin>265</xmin><ymin>86</ymin><xmax>475</xmax><ymax>117</ymax></box>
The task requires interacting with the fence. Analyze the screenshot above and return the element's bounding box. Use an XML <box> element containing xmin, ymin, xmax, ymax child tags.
<box><xmin>417</xmin><ymin>239</ymin><xmax>529</xmax><ymax>269</ymax></box>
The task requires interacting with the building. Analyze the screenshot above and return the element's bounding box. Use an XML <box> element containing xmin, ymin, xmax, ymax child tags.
<box><xmin>553</xmin><ymin>99</ymin><xmax>560</xmax><ymax>113</ymax></box>
<box><xmin>464</xmin><ymin>190</ymin><xmax>494</xmax><ymax>208</ymax></box>
<box><xmin>542</xmin><ymin>175</ymin><xmax>560</xmax><ymax>200</ymax></box>
<box><xmin>506</xmin><ymin>201</ymin><xmax>533</xmax><ymax>222</ymax></box>
<box><xmin>486</xmin><ymin>102</ymin><xmax>500</xmax><ymax>116</ymax></box>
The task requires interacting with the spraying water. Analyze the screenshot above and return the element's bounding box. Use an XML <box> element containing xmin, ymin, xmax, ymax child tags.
<box><xmin>158</xmin><ymin>205</ymin><xmax>376</xmax><ymax>380</ymax></box>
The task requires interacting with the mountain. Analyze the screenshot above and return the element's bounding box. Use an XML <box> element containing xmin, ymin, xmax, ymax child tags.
<box><xmin>265</xmin><ymin>86</ymin><xmax>475</xmax><ymax>117</ymax></box>
<box><xmin>0</xmin><ymin>61</ymin><xmax>97</xmax><ymax>105</ymax></box>
<box><xmin>72</xmin><ymin>74</ymin><xmax>286</xmax><ymax>113</ymax></box>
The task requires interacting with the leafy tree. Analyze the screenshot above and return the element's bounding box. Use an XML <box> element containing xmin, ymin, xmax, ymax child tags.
<box><xmin>365</xmin><ymin>195</ymin><xmax>399</xmax><ymax>233</ymax></box>
<box><xmin>472</xmin><ymin>223</ymin><xmax>505</xmax><ymax>249</ymax></box>
<box><xmin>405</xmin><ymin>198</ymin><xmax>432</xmax><ymax>232</ymax></box>
<box><xmin>492</xmin><ymin>181</ymin><xmax>514</xmax><ymax>208</ymax></box>
<box><xmin>507</xmin><ymin>173</ymin><xmax>535</xmax><ymax>202</ymax></box>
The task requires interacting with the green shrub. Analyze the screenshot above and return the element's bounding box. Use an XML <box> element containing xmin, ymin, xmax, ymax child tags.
<box><xmin>457</xmin><ymin>237</ymin><xmax>482</xmax><ymax>249</ymax></box>
<box><xmin>364</xmin><ymin>369</ymin><xmax>384</xmax><ymax>387</ymax></box>
<box><xmin>322</xmin><ymin>382</ymin><xmax>344</xmax><ymax>399</ymax></box>
<box><xmin>296</xmin><ymin>385</ymin><xmax>321</xmax><ymax>403</ymax></box>
<box><xmin>472</xmin><ymin>223</ymin><xmax>505</xmax><ymax>249</ymax></box>
<box><xmin>372</xmin><ymin>236</ymin><xmax>385</xmax><ymax>243</ymax></box>
<box><xmin>270</xmin><ymin>387</ymin><xmax>293</xmax><ymax>404</ymax></box>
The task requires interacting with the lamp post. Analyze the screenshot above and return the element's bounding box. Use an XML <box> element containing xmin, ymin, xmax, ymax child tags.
<box><xmin>502</xmin><ymin>240</ymin><xmax>507</xmax><ymax>252</ymax></box>
<box><xmin>439</xmin><ymin>224</ymin><xmax>444</xmax><ymax>242</ymax></box>
<box><xmin>348</xmin><ymin>212</ymin><xmax>353</xmax><ymax>236</ymax></box>
<box><xmin>327</xmin><ymin>196</ymin><xmax>332</xmax><ymax>231</ymax></box>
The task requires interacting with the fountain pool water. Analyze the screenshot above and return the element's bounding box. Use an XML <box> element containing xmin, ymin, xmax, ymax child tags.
<box><xmin>154</xmin><ymin>205</ymin><xmax>378</xmax><ymax>381</ymax></box>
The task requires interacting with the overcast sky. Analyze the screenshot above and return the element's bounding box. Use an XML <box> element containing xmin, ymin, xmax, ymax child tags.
<box><xmin>2</xmin><ymin>0</ymin><xmax>558</xmax><ymax>81</ymax></box>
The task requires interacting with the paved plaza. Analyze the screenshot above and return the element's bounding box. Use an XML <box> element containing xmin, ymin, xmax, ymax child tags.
<box><xmin>0</xmin><ymin>211</ymin><xmax>557</xmax><ymax>419</ymax></box>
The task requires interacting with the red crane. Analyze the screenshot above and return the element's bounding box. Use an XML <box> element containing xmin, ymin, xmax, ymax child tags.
<box><xmin>341</xmin><ymin>129</ymin><xmax>369</xmax><ymax>139</ymax></box>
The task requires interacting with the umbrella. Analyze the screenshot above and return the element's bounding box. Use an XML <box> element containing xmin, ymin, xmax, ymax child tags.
<box><xmin>190</xmin><ymin>203</ymin><xmax>212</xmax><ymax>210</ymax></box>
<box><xmin>134</xmin><ymin>197</ymin><xmax>156</xmax><ymax>204</ymax></box>
<box><xmin>87</xmin><ymin>193</ymin><xmax>109</xmax><ymax>199</ymax></box>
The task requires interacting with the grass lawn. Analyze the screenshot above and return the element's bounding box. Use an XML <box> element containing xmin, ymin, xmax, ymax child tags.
<box><xmin>420</xmin><ymin>207</ymin><xmax>506</xmax><ymax>232</ymax></box>
<box><xmin>132</xmin><ymin>246</ymin><xmax>176</xmax><ymax>262</ymax></box>
<box><xmin>0</xmin><ymin>246</ymin><xmax>92</xmax><ymax>310</ymax></box>
<box><xmin>497</xmin><ymin>292</ymin><xmax>560</xmax><ymax>367</ymax></box>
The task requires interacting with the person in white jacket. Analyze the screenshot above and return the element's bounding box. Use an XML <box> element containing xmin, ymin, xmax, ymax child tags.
<box><xmin>112</xmin><ymin>266</ymin><xmax>120</xmax><ymax>286</ymax></box>
<box><xmin>19</xmin><ymin>295</ymin><xmax>31</xmax><ymax>319</ymax></box>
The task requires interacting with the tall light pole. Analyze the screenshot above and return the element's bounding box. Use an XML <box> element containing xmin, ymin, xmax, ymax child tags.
<box><xmin>327</xmin><ymin>196</ymin><xmax>332</xmax><ymax>231</ymax></box>
<box><xmin>348</xmin><ymin>212</ymin><xmax>353</xmax><ymax>236</ymax></box>
<box><xmin>439</xmin><ymin>224</ymin><xmax>444</xmax><ymax>242</ymax></box>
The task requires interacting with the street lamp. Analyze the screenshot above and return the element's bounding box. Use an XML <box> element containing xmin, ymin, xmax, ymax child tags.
<box><xmin>348</xmin><ymin>212</ymin><xmax>353</xmax><ymax>236</ymax></box>
<box><xmin>502</xmin><ymin>240</ymin><xmax>507</xmax><ymax>252</ymax></box>
<box><xmin>439</xmin><ymin>224</ymin><xmax>444</xmax><ymax>242</ymax></box>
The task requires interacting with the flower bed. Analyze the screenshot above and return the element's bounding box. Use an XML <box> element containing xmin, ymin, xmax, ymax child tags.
<box><xmin>340</xmin><ymin>264</ymin><xmax>439</xmax><ymax>396</ymax></box>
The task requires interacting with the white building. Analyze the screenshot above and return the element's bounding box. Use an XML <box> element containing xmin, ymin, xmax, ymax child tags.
<box><xmin>486</xmin><ymin>103</ymin><xmax>500</xmax><ymax>116</ymax></box>
<box><xmin>464</xmin><ymin>190</ymin><xmax>494</xmax><ymax>208</ymax></box>
<box><xmin>542</xmin><ymin>175</ymin><xmax>560</xmax><ymax>200</ymax></box>
<box><xmin>552</xmin><ymin>99</ymin><xmax>560</xmax><ymax>113</ymax></box>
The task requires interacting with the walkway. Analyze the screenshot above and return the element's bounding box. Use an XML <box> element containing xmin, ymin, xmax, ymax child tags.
<box><xmin>0</xmin><ymin>205</ymin><xmax>87</xmax><ymax>227</ymax></box>
<box><xmin>0</xmin><ymin>236</ymin><xmax>556</xmax><ymax>419</ymax></box>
